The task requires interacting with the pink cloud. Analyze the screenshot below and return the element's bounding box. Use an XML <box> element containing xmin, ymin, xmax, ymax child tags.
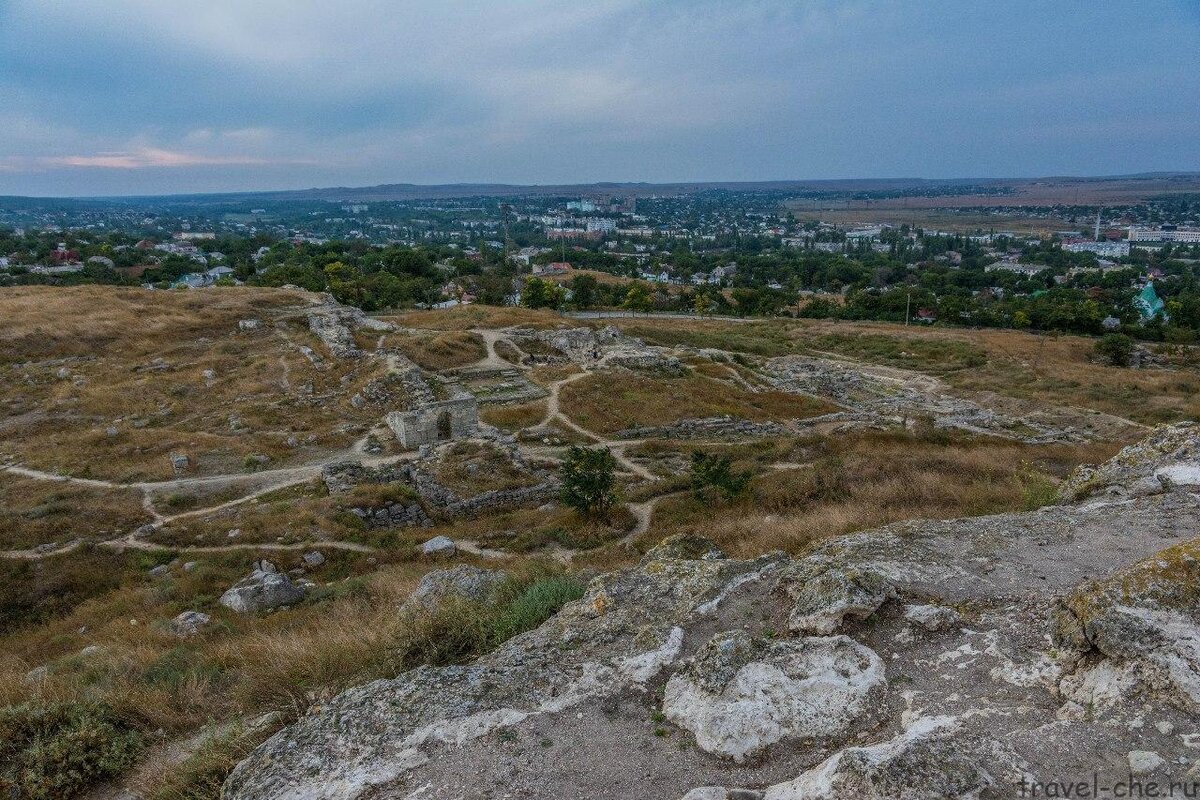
<box><xmin>41</xmin><ymin>148</ymin><xmax>271</xmax><ymax>169</ymax></box>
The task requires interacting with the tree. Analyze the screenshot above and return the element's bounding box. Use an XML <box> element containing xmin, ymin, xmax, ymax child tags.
<box><xmin>569</xmin><ymin>273</ymin><xmax>598</xmax><ymax>309</ymax></box>
<box><xmin>693</xmin><ymin>293</ymin><xmax>714</xmax><ymax>317</ymax></box>
<box><xmin>1094</xmin><ymin>333</ymin><xmax>1134</xmax><ymax>367</ymax></box>
<box><xmin>689</xmin><ymin>450</ymin><xmax>752</xmax><ymax>503</ymax></box>
<box><xmin>559</xmin><ymin>446</ymin><xmax>618</xmax><ymax>518</ymax></box>
<box><xmin>621</xmin><ymin>281</ymin><xmax>654</xmax><ymax>313</ymax></box>
<box><xmin>521</xmin><ymin>277</ymin><xmax>564</xmax><ymax>309</ymax></box>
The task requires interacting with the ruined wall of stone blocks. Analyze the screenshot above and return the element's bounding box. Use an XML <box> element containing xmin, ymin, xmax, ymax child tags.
<box><xmin>386</xmin><ymin>397</ymin><xmax>479</xmax><ymax>449</ymax></box>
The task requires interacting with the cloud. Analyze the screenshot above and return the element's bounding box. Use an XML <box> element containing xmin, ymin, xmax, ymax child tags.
<box><xmin>39</xmin><ymin>149</ymin><xmax>280</xmax><ymax>169</ymax></box>
<box><xmin>0</xmin><ymin>0</ymin><xmax>1197</xmax><ymax>194</ymax></box>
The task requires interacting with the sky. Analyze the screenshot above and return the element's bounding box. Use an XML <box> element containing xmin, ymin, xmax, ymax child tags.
<box><xmin>0</xmin><ymin>0</ymin><xmax>1197</xmax><ymax>197</ymax></box>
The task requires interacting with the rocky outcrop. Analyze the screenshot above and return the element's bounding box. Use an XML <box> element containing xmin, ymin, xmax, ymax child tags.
<box><xmin>224</xmin><ymin>542</ymin><xmax>783</xmax><ymax>799</ymax></box>
<box><xmin>663</xmin><ymin>631</ymin><xmax>886</xmax><ymax>762</ymax></box>
<box><xmin>306</xmin><ymin>296</ymin><xmax>393</xmax><ymax>360</ymax></box>
<box><xmin>1058</xmin><ymin>422</ymin><xmax>1200</xmax><ymax>502</ymax></box>
<box><xmin>1054</xmin><ymin>536</ymin><xmax>1200</xmax><ymax>712</ymax></box>
<box><xmin>759</xmin><ymin>716</ymin><xmax>1009</xmax><ymax>800</ymax></box>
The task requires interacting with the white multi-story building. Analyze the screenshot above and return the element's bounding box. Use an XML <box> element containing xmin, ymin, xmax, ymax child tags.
<box><xmin>1062</xmin><ymin>240</ymin><xmax>1130</xmax><ymax>257</ymax></box>
<box><xmin>1128</xmin><ymin>226</ymin><xmax>1200</xmax><ymax>244</ymax></box>
<box><xmin>584</xmin><ymin>218</ymin><xmax>617</xmax><ymax>233</ymax></box>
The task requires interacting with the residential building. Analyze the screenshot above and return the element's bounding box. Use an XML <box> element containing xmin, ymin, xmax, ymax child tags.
<box><xmin>1128</xmin><ymin>226</ymin><xmax>1200</xmax><ymax>244</ymax></box>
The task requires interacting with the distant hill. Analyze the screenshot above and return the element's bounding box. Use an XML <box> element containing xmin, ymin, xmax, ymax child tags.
<box><xmin>2</xmin><ymin>172</ymin><xmax>1198</xmax><ymax>206</ymax></box>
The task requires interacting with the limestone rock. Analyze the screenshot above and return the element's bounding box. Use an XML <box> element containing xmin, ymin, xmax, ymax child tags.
<box><xmin>219</xmin><ymin>568</ymin><xmax>306</xmax><ymax>614</ymax></box>
<box><xmin>1129</xmin><ymin>750</ymin><xmax>1165</xmax><ymax>776</ymax></box>
<box><xmin>1059</xmin><ymin>422</ymin><xmax>1200</xmax><ymax>502</ymax></box>
<box><xmin>223</xmin><ymin>543</ymin><xmax>780</xmax><ymax>800</ymax></box>
<box><xmin>407</xmin><ymin>565</ymin><xmax>508</xmax><ymax>609</ymax></box>
<box><xmin>1055</xmin><ymin>538</ymin><xmax>1200</xmax><ymax>711</ymax></box>
<box><xmin>761</xmin><ymin>716</ymin><xmax>1001</xmax><ymax>800</ymax></box>
<box><xmin>420</xmin><ymin>535</ymin><xmax>457</xmax><ymax>558</ymax></box>
<box><xmin>302</xmin><ymin>551</ymin><xmax>326</xmax><ymax>568</ymax></box>
<box><xmin>645</xmin><ymin>533</ymin><xmax>727</xmax><ymax>563</ymax></box>
<box><xmin>662</xmin><ymin>631</ymin><xmax>886</xmax><ymax>763</ymax></box>
<box><xmin>681</xmin><ymin>790</ymin><xmax>763</xmax><ymax>800</ymax></box>
<box><xmin>784</xmin><ymin>559</ymin><xmax>896</xmax><ymax>634</ymax></box>
<box><xmin>171</xmin><ymin>610</ymin><xmax>212</xmax><ymax>637</ymax></box>
<box><xmin>904</xmin><ymin>603</ymin><xmax>962</xmax><ymax>632</ymax></box>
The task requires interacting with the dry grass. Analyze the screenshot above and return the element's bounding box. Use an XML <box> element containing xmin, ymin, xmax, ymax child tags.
<box><xmin>0</xmin><ymin>287</ymin><xmax>391</xmax><ymax>481</ymax></box>
<box><xmin>382</xmin><ymin>331</ymin><xmax>486</xmax><ymax>371</ymax></box>
<box><xmin>559</xmin><ymin>369</ymin><xmax>836</xmax><ymax>434</ymax></box>
<box><xmin>386</xmin><ymin>306</ymin><xmax>567</xmax><ymax>331</ymax></box>
<box><xmin>433</xmin><ymin>441</ymin><xmax>541</xmax><ymax>497</ymax></box>
<box><xmin>0</xmin><ymin>474</ymin><xmax>152</xmax><ymax>549</ymax></box>
<box><xmin>480</xmin><ymin>400</ymin><xmax>548</xmax><ymax>432</ymax></box>
<box><xmin>0</xmin><ymin>550</ymin><xmax>583</xmax><ymax>798</ymax></box>
<box><xmin>610</xmin><ymin>315</ymin><xmax>1200</xmax><ymax>426</ymax></box>
<box><xmin>634</xmin><ymin>430</ymin><xmax>1119</xmax><ymax>558</ymax></box>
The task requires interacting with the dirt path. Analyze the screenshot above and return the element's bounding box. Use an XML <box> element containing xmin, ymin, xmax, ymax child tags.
<box><xmin>468</xmin><ymin>329</ymin><xmax>527</xmax><ymax>372</ymax></box>
<box><xmin>620</xmin><ymin>490</ymin><xmax>688</xmax><ymax>548</ymax></box>
<box><xmin>1</xmin><ymin>534</ymin><xmax>375</xmax><ymax>561</ymax></box>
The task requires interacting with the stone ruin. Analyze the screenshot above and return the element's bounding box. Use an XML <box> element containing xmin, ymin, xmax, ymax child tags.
<box><xmin>386</xmin><ymin>395</ymin><xmax>479</xmax><ymax>449</ymax></box>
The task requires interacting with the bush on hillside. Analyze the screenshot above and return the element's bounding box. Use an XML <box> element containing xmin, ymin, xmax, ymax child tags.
<box><xmin>0</xmin><ymin>700</ymin><xmax>142</xmax><ymax>800</ymax></box>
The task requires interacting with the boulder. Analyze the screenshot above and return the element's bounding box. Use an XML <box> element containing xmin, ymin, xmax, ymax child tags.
<box><xmin>302</xmin><ymin>551</ymin><xmax>326</xmax><ymax>568</ymax></box>
<box><xmin>662</xmin><ymin>631</ymin><xmax>886</xmax><ymax>763</ymax></box>
<box><xmin>407</xmin><ymin>565</ymin><xmax>508</xmax><ymax>610</ymax></box>
<box><xmin>219</xmin><ymin>568</ymin><xmax>306</xmax><ymax>614</ymax></box>
<box><xmin>761</xmin><ymin>716</ymin><xmax>1002</xmax><ymax>800</ymax></box>
<box><xmin>420</xmin><ymin>535</ymin><xmax>457</xmax><ymax>558</ymax></box>
<box><xmin>1054</xmin><ymin>538</ymin><xmax>1200</xmax><ymax>711</ymax></box>
<box><xmin>680</xmin><ymin>790</ymin><xmax>762</xmax><ymax>800</ymax></box>
<box><xmin>171</xmin><ymin>610</ymin><xmax>212</xmax><ymax>637</ymax></box>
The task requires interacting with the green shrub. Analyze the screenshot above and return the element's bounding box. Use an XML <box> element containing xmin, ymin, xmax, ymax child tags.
<box><xmin>559</xmin><ymin>446</ymin><xmax>618</xmax><ymax>518</ymax></box>
<box><xmin>488</xmin><ymin>576</ymin><xmax>585</xmax><ymax>643</ymax></box>
<box><xmin>1094</xmin><ymin>333</ymin><xmax>1134</xmax><ymax>367</ymax></box>
<box><xmin>690</xmin><ymin>450</ymin><xmax>752</xmax><ymax>503</ymax></box>
<box><xmin>0</xmin><ymin>701</ymin><xmax>142</xmax><ymax>800</ymax></box>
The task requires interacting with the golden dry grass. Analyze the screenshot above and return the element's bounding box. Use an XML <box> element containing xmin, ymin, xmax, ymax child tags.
<box><xmin>386</xmin><ymin>306</ymin><xmax>567</xmax><ymax>331</ymax></box>
<box><xmin>559</xmin><ymin>369</ymin><xmax>836</xmax><ymax>434</ymax></box>
<box><xmin>635</xmin><ymin>430</ymin><xmax>1119</xmax><ymax>558</ymax></box>
<box><xmin>0</xmin><ymin>287</ymin><xmax>391</xmax><ymax>480</ymax></box>
<box><xmin>480</xmin><ymin>400</ymin><xmax>548</xmax><ymax>432</ymax></box>
<box><xmin>380</xmin><ymin>331</ymin><xmax>486</xmax><ymax>371</ymax></box>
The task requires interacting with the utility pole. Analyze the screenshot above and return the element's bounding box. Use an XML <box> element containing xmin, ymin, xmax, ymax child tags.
<box><xmin>905</xmin><ymin>292</ymin><xmax>911</xmax><ymax>326</ymax></box>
